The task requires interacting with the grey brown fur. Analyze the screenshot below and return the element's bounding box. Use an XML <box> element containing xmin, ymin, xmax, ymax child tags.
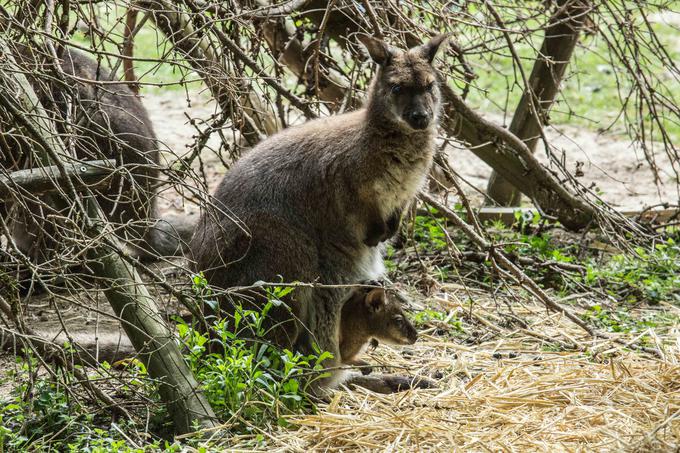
<box><xmin>1</xmin><ymin>45</ymin><xmax>191</xmax><ymax>261</ymax></box>
<box><xmin>190</xmin><ymin>35</ymin><xmax>446</xmax><ymax>387</ymax></box>
<box><xmin>339</xmin><ymin>286</ymin><xmax>417</xmax><ymax>375</ymax></box>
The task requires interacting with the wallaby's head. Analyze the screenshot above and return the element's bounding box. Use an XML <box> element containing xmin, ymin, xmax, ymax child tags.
<box><xmin>362</xmin><ymin>288</ymin><xmax>418</xmax><ymax>345</ymax></box>
<box><xmin>360</xmin><ymin>34</ymin><xmax>448</xmax><ymax>131</ymax></box>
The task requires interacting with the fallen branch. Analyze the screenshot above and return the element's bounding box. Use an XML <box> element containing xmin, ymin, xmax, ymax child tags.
<box><xmin>0</xmin><ymin>159</ymin><xmax>116</xmax><ymax>200</ymax></box>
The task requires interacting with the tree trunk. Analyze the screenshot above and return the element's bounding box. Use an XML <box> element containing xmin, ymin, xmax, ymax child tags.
<box><xmin>0</xmin><ymin>40</ymin><xmax>219</xmax><ymax>434</ymax></box>
<box><xmin>139</xmin><ymin>0</ymin><xmax>265</xmax><ymax>146</ymax></box>
<box><xmin>485</xmin><ymin>0</ymin><xmax>591</xmax><ymax>206</ymax></box>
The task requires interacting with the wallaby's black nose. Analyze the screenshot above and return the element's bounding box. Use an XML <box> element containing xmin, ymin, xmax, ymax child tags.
<box><xmin>407</xmin><ymin>328</ymin><xmax>418</xmax><ymax>344</ymax></box>
<box><xmin>407</xmin><ymin>111</ymin><xmax>429</xmax><ymax>129</ymax></box>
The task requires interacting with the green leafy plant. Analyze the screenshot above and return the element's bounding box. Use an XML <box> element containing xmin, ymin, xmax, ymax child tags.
<box><xmin>581</xmin><ymin>304</ymin><xmax>668</xmax><ymax>335</ymax></box>
<box><xmin>581</xmin><ymin>239</ymin><xmax>680</xmax><ymax>305</ymax></box>
<box><xmin>412</xmin><ymin>309</ymin><xmax>465</xmax><ymax>334</ymax></box>
<box><xmin>182</xmin><ymin>278</ymin><xmax>329</xmax><ymax>431</ymax></box>
<box><xmin>0</xmin><ymin>368</ymin><xmax>171</xmax><ymax>452</ymax></box>
<box><xmin>412</xmin><ymin>207</ymin><xmax>453</xmax><ymax>252</ymax></box>
<box><xmin>0</xmin><ymin>277</ymin><xmax>330</xmax><ymax>450</ymax></box>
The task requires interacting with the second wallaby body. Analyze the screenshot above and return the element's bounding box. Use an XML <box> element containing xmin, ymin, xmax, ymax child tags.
<box><xmin>339</xmin><ymin>286</ymin><xmax>417</xmax><ymax>375</ymax></box>
<box><xmin>191</xmin><ymin>35</ymin><xmax>446</xmax><ymax>388</ymax></box>
<box><xmin>1</xmin><ymin>44</ymin><xmax>192</xmax><ymax>262</ymax></box>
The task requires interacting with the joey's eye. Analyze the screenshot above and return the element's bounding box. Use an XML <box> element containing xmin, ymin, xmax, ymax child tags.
<box><xmin>391</xmin><ymin>85</ymin><xmax>402</xmax><ymax>94</ymax></box>
<box><xmin>425</xmin><ymin>83</ymin><xmax>434</xmax><ymax>92</ymax></box>
<box><xmin>394</xmin><ymin>316</ymin><xmax>403</xmax><ymax>324</ymax></box>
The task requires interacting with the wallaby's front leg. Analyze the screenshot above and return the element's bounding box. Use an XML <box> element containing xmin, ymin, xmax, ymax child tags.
<box><xmin>384</xmin><ymin>208</ymin><xmax>402</xmax><ymax>238</ymax></box>
<box><xmin>364</xmin><ymin>215</ymin><xmax>388</xmax><ymax>247</ymax></box>
<box><xmin>364</xmin><ymin>207</ymin><xmax>403</xmax><ymax>246</ymax></box>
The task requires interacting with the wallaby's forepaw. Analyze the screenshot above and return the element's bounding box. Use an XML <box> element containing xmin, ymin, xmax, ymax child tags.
<box><xmin>361</xmin><ymin>279</ymin><xmax>384</xmax><ymax>289</ymax></box>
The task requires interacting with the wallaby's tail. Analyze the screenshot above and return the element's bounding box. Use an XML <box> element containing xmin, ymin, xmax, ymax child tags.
<box><xmin>136</xmin><ymin>213</ymin><xmax>197</xmax><ymax>260</ymax></box>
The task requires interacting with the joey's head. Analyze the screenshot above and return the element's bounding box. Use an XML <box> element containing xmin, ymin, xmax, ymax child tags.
<box><xmin>360</xmin><ymin>34</ymin><xmax>448</xmax><ymax>132</ymax></box>
<box><xmin>363</xmin><ymin>288</ymin><xmax>418</xmax><ymax>345</ymax></box>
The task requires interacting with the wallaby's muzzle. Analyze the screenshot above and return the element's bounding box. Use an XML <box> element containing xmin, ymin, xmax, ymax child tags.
<box><xmin>405</xmin><ymin>110</ymin><xmax>431</xmax><ymax>130</ymax></box>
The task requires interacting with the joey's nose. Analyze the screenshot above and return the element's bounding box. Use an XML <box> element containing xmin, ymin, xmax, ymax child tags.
<box><xmin>407</xmin><ymin>111</ymin><xmax>430</xmax><ymax>129</ymax></box>
<box><xmin>406</xmin><ymin>329</ymin><xmax>418</xmax><ymax>344</ymax></box>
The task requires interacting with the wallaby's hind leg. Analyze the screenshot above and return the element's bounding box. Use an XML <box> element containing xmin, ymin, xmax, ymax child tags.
<box><xmin>345</xmin><ymin>373</ymin><xmax>437</xmax><ymax>394</ymax></box>
<box><xmin>131</xmin><ymin>213</ymin><xmax>197</xmax><ymax>260</ymax></box>
<box><xmin>192</xmin><ymin>211</ymin><xmax>320</xmax><ymax>351</ymax></box>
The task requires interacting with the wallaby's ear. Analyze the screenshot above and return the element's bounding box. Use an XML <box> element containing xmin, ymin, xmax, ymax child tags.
<box><xmin>365</xmin><ymin>288</ymin><xmax>386</xmax><ymax>312</ymax></box>
<box><xmin>358</xmin><ymin>34</ymin><xmax>393</xmax><ymax>66</ymax></box>
<box><xmin>417</xmin><ymin>33</ymin><xmax>449</xmax><ymax>64</ymax></box>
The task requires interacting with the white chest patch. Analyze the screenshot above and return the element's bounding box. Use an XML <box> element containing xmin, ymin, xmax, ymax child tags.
<box><xmin>355</xmin><ymin>246</ymin><xmax>386</xmax><ymax>281</ymax></box>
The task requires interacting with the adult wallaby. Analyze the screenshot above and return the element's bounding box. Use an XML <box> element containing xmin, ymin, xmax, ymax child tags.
<box><xmin>190</xmin><ymin>34</ymin><xmax>446</xmax><ymax>389</ymax></box>
<box><xmin>1</xmin><ymin>44</ymin><xmax>192</xmax><ymax>261</ymax></box>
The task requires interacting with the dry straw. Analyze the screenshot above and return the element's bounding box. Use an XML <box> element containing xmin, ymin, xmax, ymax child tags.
<box><xmin>248</xmin><ymin>291</ymin><xmax>680</xmax><ymax>452</ymax></box>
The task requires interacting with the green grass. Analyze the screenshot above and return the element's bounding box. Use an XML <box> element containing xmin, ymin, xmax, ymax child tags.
<box><xmin>462</xmin><ymin>21</ymin><xmax>680</xmax><ymax>144</ymax></box>
<box><xmin>69</xmin><ymin>4</ymin><xmax>200</xmax><ymax>92</ymax></box>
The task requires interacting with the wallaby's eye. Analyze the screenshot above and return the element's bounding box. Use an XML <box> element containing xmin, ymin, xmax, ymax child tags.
<box><xmin>394</xmin><ymin>316</ymin><xmax>403</xmax><ymax>324</ymax></box>
<box><xmin>391</xmin><ymin>85</ymin><xmax>402</xmax><ymax>94</ymax></box>
<box><xmin>425</xmin><ymin>83</ymin><xmax>434</xmax><ymax>92</ymax></box>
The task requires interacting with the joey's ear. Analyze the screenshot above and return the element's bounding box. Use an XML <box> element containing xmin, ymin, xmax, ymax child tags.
<box><xmin>358</xmin><ymin>34</ymin><xmax>393</xmax><ymax>66</ymax></box>
<box><xmin>365</xmin><ymin>288</ymin><xmax>386</xmax><ymax>312</ymax></box>
<box><xmin>417</xmin><ymin>33</ymin><xmax>449</xmax><ymax>63</ymax></box>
